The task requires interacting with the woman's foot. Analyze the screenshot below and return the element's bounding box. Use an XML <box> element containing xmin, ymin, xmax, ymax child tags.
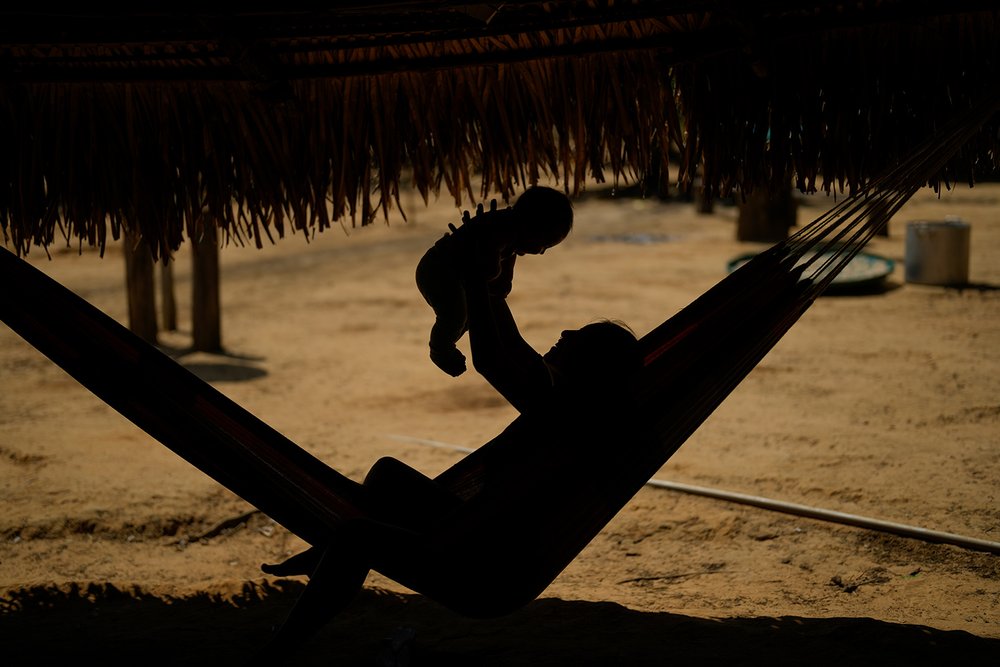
<box><xmin>262</xmin><ymin>546</ymin><xmax>323</xmax><ymax>577</ymax></box>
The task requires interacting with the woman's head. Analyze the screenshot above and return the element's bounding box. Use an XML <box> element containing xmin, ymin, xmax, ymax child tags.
<box><xmin>511</xmin><ymin>186</ymin><xmax>573</xmax><ymax>255</ymax></box>
<box><xmin>543</xmin><ymin>320</ymin><xmax>641</xmax><ymax>388</ymax></box>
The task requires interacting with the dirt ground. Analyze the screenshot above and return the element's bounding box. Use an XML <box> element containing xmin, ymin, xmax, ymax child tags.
<box><xmin>1</xmin><ymin>181</ymin><xmax>998</xmax><ymax>666</ymax></box>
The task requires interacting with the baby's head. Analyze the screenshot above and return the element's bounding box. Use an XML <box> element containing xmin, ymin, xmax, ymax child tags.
<box><xmin>510</xmin><ymin>186</ymin><xmax>573</xmax><ymax>255</ymax></box>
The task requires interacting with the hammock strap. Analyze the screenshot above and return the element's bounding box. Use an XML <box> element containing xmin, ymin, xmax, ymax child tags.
<box><xmin>632</xmin><ymin>91</ymin><xmax>1000</xmax><ymax>479</ymax></box>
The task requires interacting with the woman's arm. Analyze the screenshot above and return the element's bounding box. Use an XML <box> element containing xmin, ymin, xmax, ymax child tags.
<box><xmin>464</xmin><ymin>274</ymin><xmax>553</xmax><ymax>413</ymax></box>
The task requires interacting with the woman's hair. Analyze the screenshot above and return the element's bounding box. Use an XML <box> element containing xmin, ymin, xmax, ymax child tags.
<box><xmin>579</xmin><ymin>319</ymin><xmax>641</xmax><ymax>376</ymax></box>
<box><xmin>558</xmin><ymin>319</ymin><xmax>642</xmax><ymax>390</ymax></box>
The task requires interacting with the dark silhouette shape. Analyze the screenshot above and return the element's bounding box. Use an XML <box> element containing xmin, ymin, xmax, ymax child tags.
<box><xmin>415</xmin><ymin>186</ymin><xmax>573</xmax><ymax>377</ymax></box>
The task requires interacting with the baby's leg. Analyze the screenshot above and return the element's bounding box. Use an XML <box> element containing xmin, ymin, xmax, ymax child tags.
<box><xmin>428</xmin><ymin>328</ymin><xmax>467</xmax><ymax>376</ymax></box>
<box><xmin>429</xmin><ymin>295</ymin><xmax>467</xmax><ymax>342</ymax></box>
<box><xmin>417</xmin><ymin>261</ymin><xmax>469</xmax><ymax>376</ymax></box>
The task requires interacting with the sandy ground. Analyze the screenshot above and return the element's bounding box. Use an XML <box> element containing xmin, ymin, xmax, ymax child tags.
<box><xmin>1</xmin><ymin>182</ymin><xmax>998</xmax><ymax>666</ymax></box>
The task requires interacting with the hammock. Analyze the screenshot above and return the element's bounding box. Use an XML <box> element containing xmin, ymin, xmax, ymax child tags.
<box><xmin>0</xmin><ymin>100</ymin><xmax>994</xmax><ymax>653</ymax></box>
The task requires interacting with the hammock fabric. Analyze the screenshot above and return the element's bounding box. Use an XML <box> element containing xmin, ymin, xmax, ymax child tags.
<box><xmin>0</xmin><ymin>99</ymin><xmax>995</xmax><ymax>654</ymax></box>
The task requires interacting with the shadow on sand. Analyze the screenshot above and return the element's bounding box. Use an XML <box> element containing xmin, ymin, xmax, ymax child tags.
<box><xmin>2</xmin><ymin>582</ymin><xmax>996</xmax><ymax>666</ymax></box>
<box><xmin>151</xmin><ymin>342</ymin><xmax>269</xmax><ymax>383</ymax></box>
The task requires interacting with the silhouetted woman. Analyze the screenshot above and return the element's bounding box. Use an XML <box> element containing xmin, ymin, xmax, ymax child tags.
<box><xmin>257</xmin><ymin>238</ymin><xmax>642</xmax><ymax>660</ymax></box>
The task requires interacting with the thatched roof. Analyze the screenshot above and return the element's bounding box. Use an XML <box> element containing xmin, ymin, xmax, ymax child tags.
<box><xmin>2</xmin><ymin>1</ymin><xmax>999</xmax><ymax>258</ymax></box>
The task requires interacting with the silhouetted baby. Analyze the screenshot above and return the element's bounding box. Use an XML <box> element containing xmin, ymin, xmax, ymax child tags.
<box><xmin>416</xmin><ymin>186</ymin><xmax>573</xmax><ymax>376</ymax></box>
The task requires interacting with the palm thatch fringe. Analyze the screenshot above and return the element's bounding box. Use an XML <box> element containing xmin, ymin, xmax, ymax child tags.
<box><xmin>1</xmin><ymin>4</ymin><xmax>998</xmax><ymax>258</ymax></box>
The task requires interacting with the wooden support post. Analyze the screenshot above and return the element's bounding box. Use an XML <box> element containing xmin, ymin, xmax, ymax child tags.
<box><xmin>123</xmin><ymin>230</ymin><xmax>158</xmax><ymax>344</ymax></box>
<box><xmin>160</xmin><ymin>256</ymin><xmax>177</xmax><ymax>332</ymax></box>
<box><xmin>736</xmin><ymin>184</ymin><xmax>797</xmax><ymax>243</ymax></box>
<box><xmin>191</xmin><ymin>222</ymin><xmax>222</xmax><ymax>352</ymax></box>
<box><xmin>696</xmin><ymin>186</ymin><xmax>715</xmax><ymax>214</ymax></box>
